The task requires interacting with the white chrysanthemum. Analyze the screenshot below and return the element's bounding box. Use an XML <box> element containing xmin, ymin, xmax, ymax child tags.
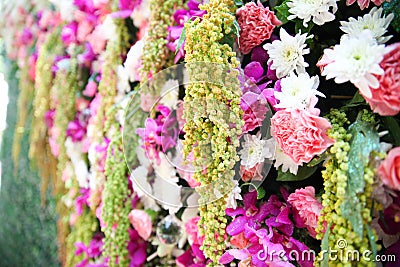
<box><xmin>287</xmin><ymin>0</ymin><xmax>338</xmax><ymax>27</ymax></box>
<box><xmin>263</xmin><ymin>28</ymin><xmax>311</xmax><ymax>78</ymax></box>
<box><xmin>65</xmin><ymin>138</ymin><xmax>89</xmax><ymax>188</ymax></box>
<box><xmin>103</xmin><ymin>15</ymin><xmax>117</xmax><ymax>41</ymax></box>
<box><xmin>160</xmin><ymin>79</ymin><xmax>179</xmax><ymax>109</ymax></box>
<box><xmin>50</xmin><ymin>0</ymin><xmax>75</xmax><ymax>22</ymax></box>
<box><xmin>130</xmin><ymin>166</ymin><xmax>160</xmax><ymax>211</ymax></box>
<box><xmin>124</xmin><ymin>40</ymin><xmax>144</xmax><ymax>82</ymax></box>
<box><xmin>116</xmin><ymin>65</ymin><xmax>131</xmax><ymax>95</ymax></box>
<box><xmin>321</xmin><ymin>30</ymin><xmax>386</xmax><ymax>98</ymax></box>
<box><xmin>153</xmin><ymin>152</ymin><xmax>179</xmax><ymax>183</ymax></box>
<box><xmin>264</xmin><ymin>137</ymin><xmax>299</xmax><ymax>174</ymax></box>
<box><xmin>239</xmin><ymin>134</ymin><xmax>273</xmax><ymax>169</ymax></box>
<box><xmin>275</xmin><ymin>72</ymin><xmax>324</xmax><ymax>110</ymax></box>
<box><xmin>226</xmin><ymin>180</ymin><xmax>243</xmax><ymax>210</ymax></box>
<box><xmin>131</xmin><ymin>0</ymin><xmax>151</xmax><ymax>28</ymax></box>
<box><xmin>340</xmin><ymin>7</ymin><xmax>394</xmax><ymax>44</ymax></box>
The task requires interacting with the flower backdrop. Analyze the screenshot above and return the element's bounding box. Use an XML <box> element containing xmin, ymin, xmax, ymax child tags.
<box><xmin>0</xmin><ymin>0</ymin><xmax>400</xmax><ymax>266</ymax></box>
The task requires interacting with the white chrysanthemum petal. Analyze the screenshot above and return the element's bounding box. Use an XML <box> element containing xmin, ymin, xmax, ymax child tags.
<box><xmin>275</xmin><ymin>72</ymin><xmax>324</xmax><ymax>110</ymax></box>
<box><xmin>263</xmin><ymin>28</ymin><xmax>311</xmax><ymax>78</ymax></box>
<box><xmin>321</xmin><ymin>30</ymin><xmax>385</xmax><ymax>97</ymax></box>
<box><xmin>287</xmin><ymin>0</ymin><xmax>338</xmax><ymax>27</ymax></box>
<box><xmin>340</xmin><ymin>7</ymin><xmax>394</xmax><ymax>44</ymax></box>
<box><xmin>239</xmin><ymin>134</ymin><xmax>273</xmax><ymax>169</ymax></box>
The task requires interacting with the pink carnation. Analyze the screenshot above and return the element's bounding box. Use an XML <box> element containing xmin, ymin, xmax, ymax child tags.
<box><xmin>185</xmin><ymin>216</ymin><xmax>204</xmax><ymax>246</ymax></box>
<box><xmin>128</xmin><ymin>209</ymin><xmax>152</xmax><ymax>241</ymax></box>
<box><xmin>378</xmin><ymin>147</ymin><xmax>400</xmax><ymax>191</ymax></box>
<box><xmin>288</xmin><ymin>186</ymin><xmax>323</xmax><ymax>238</ymax></box>
<box><xmin>236</xmin><ymin>1</ymin><xmax>281</xmax><ymax>54</ymax></box>
<box><xmin>271</xmin><ymin>108</ymin><xmax>334</xmax><ymax>164</ymax></box>
<box><xmin>346</xmin><ymin>0</ymin><xmax>386</xmax><ymax>10</ymax></box>
<box><xmin>362</xmin><ymin>43</ymin><xmax>400</xmax><ymax>116</ymax></box>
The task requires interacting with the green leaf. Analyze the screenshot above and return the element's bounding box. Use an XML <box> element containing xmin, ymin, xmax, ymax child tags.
<box><xmin>382</xmin><ymin>116</ymin><xmax>400</xmax><ymax>146</ymax></box>
<box><xmin>257</xmin><ymin>187</ymin><xmax>266</xmax><ymax>199</ymax></box>
<box><xmin>307</xmin><ymin>152</ymin><xmax>327</xmax><ymax>167</ymax></box>
<box><xmin>176</xmin><ymin>25</ymin><xmax>186</xmax><ymax>55</ymax></box>
<box><xmin>347</xmin><ymin>119</ymin><xmax>380</xmax><ymax>195</ymax></box>
<box><xmin>233</xmin><ymin>20</ymin><xmax>241</xmax><ymax>45</ymax></box>
<box><xmin>341</xmin><ymin>198</ymin><xmax>363</xmax><ymax>237</ymax></box>
<box><xmin>274</xmin><ymin>0</ymin><xmax>290</xmax><ymax>25</ymax></box>
<box><xmin>366</xmin><ymin>224</ymin><xmax>377</xmax><ymax>259</ymax></box>
<box><xmin>145</xmin><ymin>209</ymin><xmax>158</xmax><ymax>222</ymax></box>
<box><xmin>383</xmin><ymin>0</ymin><xmax>400</xmax><ymax>33</ymax></box>
<box><xmin>321</xmin><ymin>223</ymin><xmax>332</xmax><ymax>267</ymax></box>
<box><xmin>276</xmin><ymin>165</ymin><xmax>318</xmax><ymax>182</ymax></box>
<box><xmin>234</xmin><ymin>0</ymin><xmax>244</xmax><ymax>7</ymax></box>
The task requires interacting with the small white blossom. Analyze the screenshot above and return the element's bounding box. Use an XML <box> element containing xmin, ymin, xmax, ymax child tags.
<box><xmin>321</xmin><ymin>30</ymin><xmax>386</xmax><ymax>98</ymax></box>
<box><xmin>160</xmin><ymin>79</ymin><xmax>180</xmax><ymax>109</ymax></box>
<box><xmin>275</xmin><ymin>72</ymin><xmax>324</xmax><ymax>110</ymax></box>
<box><xmin>264</xmin><ymin>28</ymin><xmax>311</xmax><ymax>78</ymax></box>
<box><xmin>239</xmin><ymin>134</ymin><xmax>273</xmax><ymax>169</ymax></box>
<box><xmin>124</xmin><ymin>40</ymin><xmax>144</xmax><ymax>82</ymax></box>
<box><xmin>226</xmin><ymin>180</ymin><xmax>243</xmax><ymax>210</ymax></box>
<box><xmin>288</xmin><ymin>0</ymin><xmax>338</xmax><ymax>27</ymax></box>
<box><xmin>340</xmin><ymin>7</ymin><xmax>394</xmax><ymax>44</ymax></box>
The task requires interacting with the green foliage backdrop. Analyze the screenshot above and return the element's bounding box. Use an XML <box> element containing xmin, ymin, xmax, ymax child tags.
<box><xmin>0</xmin><ymin>51</ymin><xmax>60</xmax><ymax>267</ymax></box>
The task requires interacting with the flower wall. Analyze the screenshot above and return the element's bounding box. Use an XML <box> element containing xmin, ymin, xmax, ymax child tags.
<box><xmin>1</xmin><ymin>0</ymin><xmax>400</xmax><ymax>266</ymax></box>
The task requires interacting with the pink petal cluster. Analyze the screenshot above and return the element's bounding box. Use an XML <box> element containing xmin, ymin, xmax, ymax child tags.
<box><xmin>362</xmin><ymin>43</ymin><xmax>400</xmax><ymax>116</ymax></box>
<box><xmin>288</xmin><ymin>187</ymin><xmax>323</xmax><ymax>238</ymax></box>
<box><xmin>346</xmin><ymin>0</ymin><xmax>386</xmax><ymax>10</ymax></box>
<box><xmin>185</xmin><ymin>216</ymin><xmax>204</xmax><ymax>246</ymax></box>
<box><xmin>128</xmin><ymin>209</ymin><xmax>152</xmax><ymax>241</ymax></box>
<box><xmin>271</xmin><ymin>108</ymin><xmax>334</xmax><ymax>164</ymax></box>
<box><xmin>236</xmin><ymin>1</ymin><xmax>281</xmax><ymax>54</ymax></box>
<box><xmin>378</xmin><ymin>147</ymin><xmax>400</xmax><ymax>191</ymax></box>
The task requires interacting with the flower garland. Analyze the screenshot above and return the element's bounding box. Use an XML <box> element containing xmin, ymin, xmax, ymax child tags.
<box><xmin>139</xmin><ymin>0</ymin><xmax>182</xmax><ymax>84</ymax></box>
<box><xmin>12</xmin><ymin>56</ymin><xmax>34</xmax><ymax>171</ymax></box>
<box><xmin>51</xmin><ymin>54</ymin><xmax>80</xmax><ymax>264</ymax></box>
<box><xmin>95</xmin><ymin>18</ymin><xmax>129</xmax><ymax>139</ymax></box>
<box><xmin>102</xmin><ymin>131</ymin><xmax>131</xmax><ymax>267</ymax></box>
<box><xmin>316</xmin><ymin>109</ymin><xmax>378</xmax><ymax>266</ymax></box>
<box><xmin>29</xmin><ymin>28</ymin><xmax>62</xmax><ymax>199</ymax></box>
<box><xmin>183</xmin><ymin>0</ymin><xmax>243</xmax><ymax>264</ymax></box>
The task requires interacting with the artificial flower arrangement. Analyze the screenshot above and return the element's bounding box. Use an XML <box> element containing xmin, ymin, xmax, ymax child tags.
<box><xmin>1</xmin><ymin>0</ymin><xmax>400</xmax><ymax>266</ymax></box>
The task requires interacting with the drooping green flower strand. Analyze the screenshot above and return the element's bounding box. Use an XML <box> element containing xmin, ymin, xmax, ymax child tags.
<box><xmin>139</xmin><ymin>0</ymin><xmax>182</xmax><ymax>87</ymax></box>
<box><xmin>316</xmin><ymin>109</ymin><xmax>378</xmax><ymax>267</ymax></box>
<box><xmin>183</xmin><ymin>0</ymin><xmax>242</xmax><ymax>264</ymax></box>
<box><xmin>29</xmin><ymin>28</ymin><xmax>62</xmax><ymax>198</ymax></box>
<box><xmin>96</xmin><ymin>18</ymin><xmax>129</xmax><ymax>139</ymax></box>
<box><xmin>102</xmin><ymin>132</ymin><xmax>131</xmax><ymax>267</ymax></box>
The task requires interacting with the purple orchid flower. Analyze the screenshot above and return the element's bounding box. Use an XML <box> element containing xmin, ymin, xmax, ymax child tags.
<box><xmin>61</xmin><ymin>22</ymin><xmax>78</xmax><ymax>46</ymax></box>
<box><xmin>78</xmin><ymin>43</ymin><xmax>96</xmax><ymax>68</ymax></box>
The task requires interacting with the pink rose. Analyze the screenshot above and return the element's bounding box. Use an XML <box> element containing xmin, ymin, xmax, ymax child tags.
<box><xmin>87</xmin><ymin>24</ymin><xmax>107</xmax><ymax>54</ymax></box>
<box><xmin>128</xmin><ymin>209</ymin><xmax>152</xmax><ymax>240</ymax></box>
<box><xmin>346</xmin><ymin>0</ymin><xmax>385</xmax><ymax>10</ymax></box>
<box><xmin>83</xmin><ymin>80</ymin><xmax>98</xmax><ymax>97</ymax></box>
<box><xmin>288</xmin><ymin>186</ymin><xmax>323</xmax><ymax>238</ymax></box>
<box><xmin>378</xmin><ymin>147</ymin><xmax>400</xmax><ymax>191</ymax></box>
<box><xmin>236</xmin><ymin>1</ymin><xmax>281</xmax><ymax>54</ymax></box>
<box><xmin>77</xmin><ymin>20</ymin><xmax>94</xmax><ymax>43</ymax></box>
<box><xmin>362</xmin><ymin>43</ymin><xmax>400</xmax><ymax>116</ymax></box>
<box><xmin>271</xmin><ymin>108</ymin><xmax>334</xmax><ymax>164</ymax></box>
